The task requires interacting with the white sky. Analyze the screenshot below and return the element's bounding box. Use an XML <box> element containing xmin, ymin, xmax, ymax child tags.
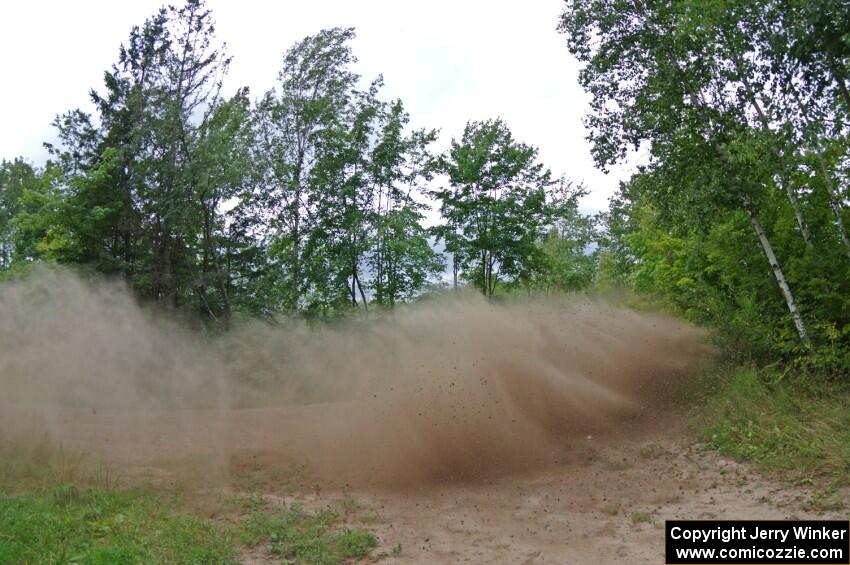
<box><xmin>0</xmin><ymin>0</ymin><xmax>633</xmax><ymax>213</ymax></box>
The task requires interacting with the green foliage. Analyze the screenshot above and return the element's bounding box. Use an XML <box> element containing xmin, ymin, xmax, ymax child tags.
<box><xmin>370</xmin><ymin>204</ymin><xmax>444</xmax><ymax>305</ymax></box>
<box><xmin>0</xmin><ymin>159</ymin><xmax>36</xmax><ymax>268</ymax></box>
<box><xmin>2</xmin><ymin>4</ymin><xmax>596</xmax><ymax>321</ymax></box>
<box><xmin>249</xmin><ymin>29</ymin><xmax>446</xmax><ymax>315</ymax></box>
<box><xmin>531</xmin><ymin>224</ymin><xmax>597</xmax><ymax>294</ymax></box>
<box><xmin>630</xmin><ymin>511</ymin><xmax>653</xmax><ymax>525</ymax></box>
<box><xmin>16</xmin><ymin>0</ymin><xmax>249</xmax><ymax>323</ymax></box>
<box><xmin>435</xmin><ymin>119</ymin><xmax>588</xmax><ymax>296</ymax></box>
<box><xmin>0</xmin><ymin>441</ymin><xmax>381</xmax><ymax>565</ymax></box>
<box><xmin>241</xmin><ymin>503</ymin><xmax>377</xmax><ymax>564</ymax></box>
<box><xmin>697</xmin><ymin>366</ymin><xmax>850</xmax><ymax>484</ymax></box>
<box><xmin>0</xmin><ymin>486</ymin><xmax>235</xmax><ymax>564</ymax></box>
<box><xmin>562</xmin><ymin>0</ymin><xmax>850</xmax><ymax>367</ymax></box>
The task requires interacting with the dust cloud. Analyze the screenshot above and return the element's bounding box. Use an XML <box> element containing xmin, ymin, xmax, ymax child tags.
<box><xmin>0</xmin><ymin>267</ymin><xmax>707</xmax><ymax>487</ymax></box>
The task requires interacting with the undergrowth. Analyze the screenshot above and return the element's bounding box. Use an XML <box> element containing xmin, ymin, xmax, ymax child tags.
<box><xmin>695</xmin><ymin>364</ymin><xmax>850</xmax><ymax>489</ymax></box>
<box><xmin>0</xmin><ymin>485</ymin><xmax>235</xmax><ymax>564</ymax></box>
<box><xmin>240</xmin><ymin>501</ymin><xmax>377</xmax><ymax>565</ymax></box>
<box><xmin>0</xmin><ymin>440</ymin><xmax>380</xmax><ymax>564</ymax></box>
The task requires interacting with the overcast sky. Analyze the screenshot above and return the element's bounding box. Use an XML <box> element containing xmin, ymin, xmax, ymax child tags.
<box><xmin>0</xmin><ymin>0</ymin><xmax>634</xmax><ymax>212</ymax></box>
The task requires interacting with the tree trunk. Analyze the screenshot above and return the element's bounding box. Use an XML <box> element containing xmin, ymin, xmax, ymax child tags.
<box><xmin>742</xmin><ymin>198</ymin><xmax>809</xmax><ymax>345</ymax></box>
<box><xmin>739</xmin><ymin>79</ymin><xmax>812</xmax><ymax>248</ymax></box>
<box><xmin>452</xmin><ymin>252</ymin><xmax>458</xmax><ymax>288</ymax></box>
<box><xmin>781</xmin><ymin>174</ymin><xmax>813</xmax><ymax>250</ymax></box>
<box><xmin>487</xmin><ymin>254</ymin><xmax>497</xmax><ymax>297</ymax></box>
<box><xmin>290</xmin><ymin>166</ymin><xmax>302</xmax><ymax>310</ymax></box>
<box><xmin>789</xmin><ymin>85</ymin><xmax>850</xmax><ymax>261</ymax></box>
<box><xmin>480</xmin><ymin>251</ymin><xmax>488</xmax><ymax>297</ymax></box>
<box><xmin>814</xmin><ymin>151</ymin><xmax>850</xmax><ymax>263</ymax></box>
<box><xmin>291</xmin><ymin>194</ymin><xmax>301</xmax><ymax>307</ymax></box>
<box><xmin>354</xmin><ymin>268</ymin><xmax>368</xmax><ymax>311</ymax></box>
<box><xmin>349</xmin><ymin>275</ymin><xmax>358</xmax><ymax>306</ymax></box>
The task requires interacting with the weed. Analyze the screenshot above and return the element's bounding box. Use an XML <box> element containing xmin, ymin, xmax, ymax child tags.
<box><xmin>696</xmin><ymin>365</ymin><xmax>850</xmax><ymax>485</ymax></box>
<box><xmin>241</xmin><ymin>502</ymin><xmax>377</xmax><ymax>564</ymax></box>
<box><xmin>630</xmin><ymin>511</ymin><xmax>652</xmax><ymax>524</ymax></box>
<box><xmin>639</xmin><ymin>443</ymin><xmax>667</xmax><ymax>460</ymax></box>
<box><xmin>803</xmin><ymin>482</ymin><xmax>846</xmax><ymax>513</ymax></box>
<box><xmin>601</xmin><ymin>502</ymin><xmax>620</xmax><ymax>516</ymax></box>
<box><xmin>335</xmin><ymin>528</ymin><xmax>378</xmax><ymax>559</ymax></box>
<box><xmin>339</xmin><ymin>493</ymin><xmax>360</xmax><ymax>515</ymax></box>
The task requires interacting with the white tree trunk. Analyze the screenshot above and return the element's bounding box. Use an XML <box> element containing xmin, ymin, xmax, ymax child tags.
<box><xmin>743</xmin><ymin>198</ymin><xmax>809</xmax><ymax>344</ymax></box>
<box><xmin>788</xmin><ymin>85</ymin><xmax>850</xmax><ymax>261</ymax></box>
<box><xmin>741</xmin><ymin>91</ymin><xmax>813</xmax><ymax>249</ymax></box>
<box><xmin>814</xmin><ymin>151</ymin><xmax>850</xmax><ymax>262</ymax></box>
<box><xmin>781</xmin><ymin>175</ymin><xmax>813</xmax><ymax>249</ymax></box>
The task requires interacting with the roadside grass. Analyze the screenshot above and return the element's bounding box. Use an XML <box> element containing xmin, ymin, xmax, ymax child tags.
<box><xmin>694</xmin><ymin>364</ymin><xmax>850</xmax><ymax>490</ymax></box>
<box><xmin>0</xmin><ymin>440</ymin><xmax>380</xmax><ymax>564</ymax></box>
<box><xmin>239</xmin><ymin>498</ymin><xmax>377</xmax><ymax>564</ymax></box>
<box><xmin>0</xmin><ymin>485</ymin><xmax>235</xmax><ymax>564</ymax></box>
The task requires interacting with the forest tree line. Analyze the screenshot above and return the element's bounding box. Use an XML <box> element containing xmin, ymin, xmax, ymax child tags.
<box><xmin>561</xmin><ymin>0</ymin><xmax>850</xmax><ymax>370</ymax></box>
<box><xmin>2</xmin><ymin>0</ymin><xmax>846</xmax><ymax>372</ymax></box>
<box><xmin>0</xmin><ymin>0</ymin><xmax>595</xmax><ymax>324</ymax></box>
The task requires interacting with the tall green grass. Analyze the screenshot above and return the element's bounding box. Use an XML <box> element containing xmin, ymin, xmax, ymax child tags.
<box><xmin>696</xmin><ymin>365</ymin><xmax>850</xmax><ymax>485</ymax></box>
<box><xmin>0</xmin><ymin>440</ymin><xmax>379</xmax><ymax>564</ymax></box>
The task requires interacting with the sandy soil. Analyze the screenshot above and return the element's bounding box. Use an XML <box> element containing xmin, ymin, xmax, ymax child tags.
<box><xmin>3</xmin><ymin>401</ymin><xmax>845</xmax><ymax>564</ymax></box>
<box><xmin>242</xmin><ymin>421</ymin><xmax>844</xmax><ymax>564</ymax></box>
<box><xmin>352</xmin><ymin>438</ymin><xmax>844</xmax><ymax>563</ymax></box>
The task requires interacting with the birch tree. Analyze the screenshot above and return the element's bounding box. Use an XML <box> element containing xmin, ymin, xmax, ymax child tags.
<box><xmin>560</xmin><ymin>0</ymin><xmax>813</xmax><ymax>343</ymax></box>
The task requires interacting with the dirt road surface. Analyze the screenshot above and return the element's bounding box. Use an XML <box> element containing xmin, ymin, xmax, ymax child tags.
<box><xmin>5</xmin><ymin>402</ymin><xmax>842</xmax><ymax>564</ymax></box>
<box><xmin>235</xmin><ymin>418</ymin><xmax>844</xmax><ymax>564</ymax></box>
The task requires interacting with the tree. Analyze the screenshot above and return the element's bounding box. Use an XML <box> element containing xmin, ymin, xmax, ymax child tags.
<box><xmin>0</xmin><ymin>159</ymin><xmax>36</xmax><ymax>268</ymax></box>
<box><xmin>434</xmin><ymin>119</ymin><xmax>558</xmax><ymax>297</ymax></box>
<box><xmin>39</xmin><ymin>0</ymin><xmax>247</xmax><ymax>323</ymax></box>
<box><xmin>367</xmin><ymin>102</ymin><xmax>443</xmax><ymax>306</ymax></box>
<box><xmin>560</xmin><ymin>0</ymin><xmax>811</xmax><ymax>344</ymax></box>
<box><xmin>252</xmin><ymin>27</ymin><xmax>359</xmax><ymax>312</ymax></box>
<box><xmin>255</xmin><ymin>28</ymin><xmax>442</xmax><ymax>314</ymax></box>
<box><xmin>561</xmin><ymin>0</ymin><xmax>850</xmax><ymax>356</ymax></box>
<box><xmin>189</xmin><ymin>88</ymin><xmax>255</xmax><ymax>323</ymax></box>
<box><xmin>531</xmin><ymin>182</ymin><xmax>597</xmax><ymax>294</ymax></box>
